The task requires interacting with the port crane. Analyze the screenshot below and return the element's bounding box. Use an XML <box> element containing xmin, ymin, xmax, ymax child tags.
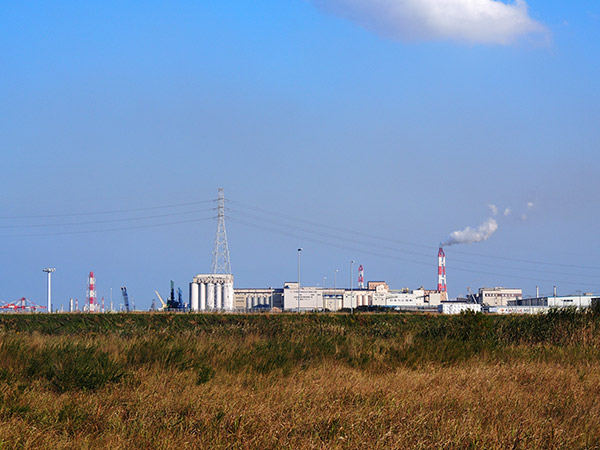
<box><xmin>120</xmin><ymin>287</ymin><xmax>131</xmax><ymax>312</ymax></box>
<box><xmin>154</xmin><ymin>290</ymin><xmax>167</xmax><ymax>311</ymax></box>
<box><xmin>0</xmin><ymin>297</ymin><xmax>46</xmax><ymax>312</ymax></box>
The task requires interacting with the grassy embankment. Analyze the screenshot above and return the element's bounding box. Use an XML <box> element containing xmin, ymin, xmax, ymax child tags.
<box><xmin>1</xmin><ymin>310</ymin><xmax>600</xmax><ymax>449</ymax></box>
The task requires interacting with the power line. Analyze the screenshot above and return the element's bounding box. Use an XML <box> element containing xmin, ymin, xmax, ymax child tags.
<box><xmin>226</xmin><ymin>207</ymin><xmax>600</xmax><ymax>280</ymax></box>
<box><xmin>0</xmin><ymin>199</ymin><xmax>215</xmax><ymax>219</ymax></box>
<box><xmin>0</xmin><ymin>216</ymin><xmax>216</xmax><ymax>237</ymax></box>
<box><xmin>228</xmin><ymin>199</ymin><xmax>600</xmax><ymax>271</ymax></box>
<box><xmin>0</xmin><ymin>207</ymin><xmax>216</xmax><ymax>228</ymax></box>
<box><xmin>227</xmin><ymin>216</ymin><xmax>600</xmax><ymax>289</ymax></box>
<box><xmin>227</xmin><ymin>199</ymin><xmax>434</xmax><ymax>251</ymax></box>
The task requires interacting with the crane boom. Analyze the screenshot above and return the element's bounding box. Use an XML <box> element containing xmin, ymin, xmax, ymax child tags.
<box><xmin>154</xmin><ymin>290</ymin><xmax>167</xmax><ymax>309</ymax></box>
<box><xmin>120</xmin><ymin>287</ymin><xmax>130</xmax><ymax>312</ymax></box>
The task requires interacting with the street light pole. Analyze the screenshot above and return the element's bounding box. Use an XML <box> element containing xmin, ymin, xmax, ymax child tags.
<box><xmin>334</xmin><ymin>269</ymin><xmax>339</xmax><ymax>311</ymax></box>
<box><xmin>334</xmin><ymin>269</ymin><xmax>338</xmax><ymax>291</ymax></box>
<box><xmin>42</xmin><ymin>268</ymin><xmax>56</xmax><ymax>313</ymax></box>
<box><xmin>321</xmin><ymin>276</ymin><xmax>326</xmax><ymax>311</ymax></box>
<box><xmin>350</xmin><ymin>260</ymin><xmax>355</xmax><ymax>314</ymax></box>
<box><xmin>297</xmin><ymin>248</ymin><xmax>303</xmax><ymax>313</ymax></box>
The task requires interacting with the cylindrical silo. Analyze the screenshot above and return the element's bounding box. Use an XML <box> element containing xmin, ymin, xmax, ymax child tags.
<box><xmin>223</xmin><ymin>282</ymin><xmax>234</xmax><ymax>311</ymax></box>
<box><xmin>200</xmin><ymin>282</ymin><xmax>207</xmax><ymax>311</ymax></box>
<box><xmin>216</xmin><ymin>283</ymin><xmax>222</xmax><ymax>310</ymax></box>
<box><xmin>191</xmin><ymin>283</ymin><xmax>199</xmax><ymax>311</ymax></box>
<box><xmin>207</xmin><ymin>282</ymin><xmax>215</xmax><ymax>310</ymax></box>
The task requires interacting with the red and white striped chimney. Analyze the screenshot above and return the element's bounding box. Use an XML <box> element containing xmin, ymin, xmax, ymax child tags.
<box><xmin>438</xmin><ymin>248</ymin><xmax>447</xmax><ymax>293</ymax></box>
<box><xmin>358</xmin><ymin>265</ymin><xmax>364</xmax><ymax>289</ymax></box>
<box><xmin>87</xmin><ymin>272</ymin><xmax>97</xmax><ymax>312</ymax></box>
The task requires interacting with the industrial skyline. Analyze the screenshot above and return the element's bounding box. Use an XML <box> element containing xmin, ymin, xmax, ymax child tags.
<box><xmin>1</xmin><ymin>2</ymin><xmax>599</xmax><ymax>309</ymax></box>
<box><xmin>1</xmin><ymin>189</ymin><xmax>598</xmax><ymax>311</ymax></box>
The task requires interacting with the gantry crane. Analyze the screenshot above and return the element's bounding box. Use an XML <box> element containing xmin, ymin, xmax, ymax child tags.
<box><xmin>120</xmin><ymin>287</ymin><xmax>131</xmax><ymax>312</ymax></box>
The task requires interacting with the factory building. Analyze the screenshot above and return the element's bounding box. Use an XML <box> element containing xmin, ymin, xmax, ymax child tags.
<box><xmin>283</xmin><ymin>282</ymin><xmax>325</xmax><ymax>311</ymax></box>
<box><xmin>440</xmin><ymin>302</ymin><xmax>482</xmax><ymax>315</ymax></box>
<box><xmin>189</xmin><ymin>274</ymin><xmax>234</xmax><ymax>311</ymax></box>
<box><xmin>509</xmin><ymin>293</ymin><xmax>600</xmax><ymax>309</ymax></box>
<box><xmin>283</xmin><ymin>282</ymin><xmax>370</xmax><ymax>311</ymax></box>
<box><xmin>282</xmin><ymin>281</ymin><xmax>445</xmax><ymax>312</ymax></box>
<box><xmin>322</xmin><ymin>288</ymin><xmax>346</xmax><ymax>310</ymax></box>
<box><xmin>475</xmin><ymin>287</ymin><xmax>522</xmax><ymax>307</ymax></box>
<box><xmin>372</xmin><ymin>288</ymin><xmax>443</xmax><ymax>308</ymax></box>
<box><xmin>234</xmin><ymin>288</ymin><xmax>284</xmax><ymax>310</ymax></box>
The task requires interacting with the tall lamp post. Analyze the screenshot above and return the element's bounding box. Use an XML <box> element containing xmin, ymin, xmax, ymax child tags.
<box><xmin>321</xmin><ymin>276</ymin><xmax>327</xmax><ymax>311</ymax></box>
<box><xmin>297</xmin><ymin>248</ymin><xmax>303</xmax><ymax>313</ymax></box>
<box><xmin>350</xmin><ymin>260</ymin><xmax>355</xmax><ymax>314</ymax></box>
<box><xmin>334</xmin><ymin>269</ymin><xmax>339</xmax><ymax>311</ymax></box>
<box><xmin>42</xmin><ymin>268</ymin><xmax>56</xmax><ymax>313</ymax></box>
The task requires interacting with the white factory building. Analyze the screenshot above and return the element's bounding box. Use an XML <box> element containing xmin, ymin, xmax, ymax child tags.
<box><xmin>508</xmin><ymin>293</ymin><xmax>600</xmax><ymax>309</ymax></box>
<box><xmin>234</xmin><ymin>288</ymin><xmax>284</xmax><ymax>310</ymax></box>
<box><xmin>474</xmin><ymin>287</ymin><xmax>523</xmax><ymax>307</ymax></box>
<box><xmin>281</xmin><ymin>281</ymin><xmax>444</xmax><ymax>312</ymax></box>
<box><xmin>189</xmin><ymin>274</ymin><xmax>234</xmax><ymax>311</ymax></box>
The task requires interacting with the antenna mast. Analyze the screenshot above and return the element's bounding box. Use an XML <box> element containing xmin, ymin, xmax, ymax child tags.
<box><xmin>211</xmin><ymin>188</ymin><xmax>231</xmax><ymax>274</ymax></box>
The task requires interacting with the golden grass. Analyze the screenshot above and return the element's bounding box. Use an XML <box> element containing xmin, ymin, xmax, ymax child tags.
<box><xmin>2</xmin><ymin>312</ymin><xmax>600</xmax><ymax>449</ymax></box>
<box><xmin>2</xmin><ymin>358</ymin><xmax>600</xmax><ymax>449</ymax></box>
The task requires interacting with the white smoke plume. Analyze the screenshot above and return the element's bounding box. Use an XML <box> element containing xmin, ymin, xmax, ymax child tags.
<box><xmin>310</xmin><ymin>0</ymin><xmax>546</xmax><ymax>45</ymax></box>
<box><xmin>441</xmin><ymin>217</ymin><xmax>498</xmax><ymax>247</ymax></box>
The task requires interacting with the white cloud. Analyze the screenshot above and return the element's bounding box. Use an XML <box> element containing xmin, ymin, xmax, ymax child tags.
<box><xmin>310</xmin><ymin>0</ymin><xmax>547</xmax><ymax>45</ymax></box>
<box><xmin>527</xmin><ymin>201</ymin><xmax>534</xmax><ymax>209</ymax></box>
<box><xmin>504</xmin><ymin>207</ymin><xmax>511</xmax><ymax>216</ymax></box>
<box><xmin>488</xmin><ymin>203</ymin><xmax>498</xmax><ymax>216</ymax></box>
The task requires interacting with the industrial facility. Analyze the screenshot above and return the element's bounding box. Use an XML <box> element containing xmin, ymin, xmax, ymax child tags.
<box><xmin>4</xmin><ymin>190</ymin><xmax>595</xmax><ymax>316</ymax></box>
<box><xmin>190</xmin><ymin>274</ymin><xmax>234</xmax><ymax>311</ymax></box>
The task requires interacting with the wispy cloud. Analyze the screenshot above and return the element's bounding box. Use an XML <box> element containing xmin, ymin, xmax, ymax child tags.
<box><xmin>310</xmin><ymin>0</ymin><xmax>547</xmax><ymax>45</ymax></box>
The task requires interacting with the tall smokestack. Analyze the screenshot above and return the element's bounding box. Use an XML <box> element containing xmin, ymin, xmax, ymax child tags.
<box><xmin>87</xmin><ymin>272</ymin><xmax>97</xmax><ymax>312</ymax></box>
<box><xmin>536</xmin><ymin>285</ymin><xmax>539</xmax><ymax>298</ymax></box>
<box><xmin>438</xmin><ymin>248</ymin><xmax>447</xmax><ymax>294</ymax></box>
<box><xmin>358</xmin><ymin>265</ymin><xmax>364</xmax><ymax>289</ymax></box>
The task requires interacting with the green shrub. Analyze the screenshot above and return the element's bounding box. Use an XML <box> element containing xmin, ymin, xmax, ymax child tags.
<box><xmin>27</xmin><ymin>342</ymin><xmax>124</xmax><ymax>393</ymax></box>
<box><xmin>196</xmin><ymin>365</ymin><xmax>215</xmax><ymax>384</ymax></box>
<box><xmin>126</xmin><ymin>338</ymin><xmax>199</xmax><ymax>370</ymax></box>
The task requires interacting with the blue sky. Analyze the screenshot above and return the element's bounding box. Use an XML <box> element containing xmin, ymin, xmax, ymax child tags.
<box><xmin>1</xmin><ymin>1</ymin><xmax>599</xmax><ymax>309</ymax></box>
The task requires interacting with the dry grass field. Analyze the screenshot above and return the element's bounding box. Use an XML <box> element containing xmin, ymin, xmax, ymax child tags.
<box><xmin>0</xmin><ymin>311</ymin><xmax>599</xmax><ymax>449</ymax></box>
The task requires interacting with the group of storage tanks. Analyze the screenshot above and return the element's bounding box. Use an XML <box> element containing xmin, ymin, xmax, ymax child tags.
<box><xmin>189</xmin><ymin>274</ymin><xmax>234</xmax><ymax>311</ymax></box>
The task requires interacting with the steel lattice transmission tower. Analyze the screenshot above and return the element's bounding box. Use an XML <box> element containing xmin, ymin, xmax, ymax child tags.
<box><xmin>211</xmin><ymin>188</ymin><xmax>232</xmax><ymax>274</ymax></box>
